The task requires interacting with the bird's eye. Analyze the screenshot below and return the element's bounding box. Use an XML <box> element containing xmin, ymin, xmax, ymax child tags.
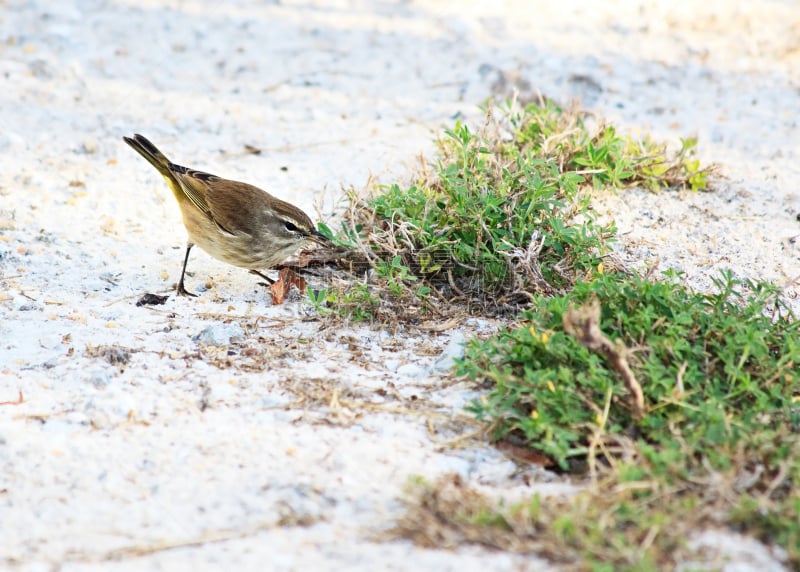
<box><xmin>283</xmin><ymin>221</ymin><xmax>299</xmax><ymax>233</ymax></box>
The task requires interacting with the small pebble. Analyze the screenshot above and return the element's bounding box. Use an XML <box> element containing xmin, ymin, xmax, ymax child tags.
<box><xmin>430</xmin><ymin>332</ymin><xmax>466</xmax><ymax>373</ymax></box>
<box><xmin>193</xmin><ymin>322</ymin><xmax>245</xmax><ymax>345</ymax></box>
<box><xmin>38</xmin><ymin>335</ymin><xmax>62</xmax><ymax>350</ymax></box>
<box><xmin>86</xmin><ymin>368</ymin><xmax>112</xmax><ymax>388</ymax></box>
<box><xmin>396</xmin><ymin>363</ymin><xmax>425</xmax><ymax>378</ymax></box>
<box><xmin>82</xmin><ymin>137</ymin><xmax>97</xmax><ymax>153</ymax></box>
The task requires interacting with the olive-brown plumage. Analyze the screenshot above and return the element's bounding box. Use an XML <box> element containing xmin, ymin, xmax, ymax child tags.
<box><xmin>123</xmin><ymin>133</ymin><xmax>328</xmax><ymax>296</ymax></box>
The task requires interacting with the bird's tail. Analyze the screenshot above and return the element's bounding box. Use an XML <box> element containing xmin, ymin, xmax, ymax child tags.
<box><xmin>123</xmin><ymin>133</ymin><xmax>178</xmax><ymax>180</ymax></box>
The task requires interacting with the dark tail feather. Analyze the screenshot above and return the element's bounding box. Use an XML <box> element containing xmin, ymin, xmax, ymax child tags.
<box><xmin>123</xmin><ymin>134</ymin><xmax>173</xmax><ymax>178</ymax></box>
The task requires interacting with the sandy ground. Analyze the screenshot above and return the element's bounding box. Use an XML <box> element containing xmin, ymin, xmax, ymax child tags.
<box><xmin>1</xmin><ymin>1</ymin><xmax>798</xmax><ymax>570</ymax></box>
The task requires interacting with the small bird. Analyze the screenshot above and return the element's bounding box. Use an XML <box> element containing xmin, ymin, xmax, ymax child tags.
<box><xmin>123</xmin><ymin>134</ymin><xmax>329</xmax><ymax>296</ymax></box>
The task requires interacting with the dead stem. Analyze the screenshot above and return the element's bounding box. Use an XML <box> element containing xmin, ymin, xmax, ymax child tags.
<box><xmin>563</xmin><ymin>297</ymin><xmax>646</xmax><ymax>419</ymax></box>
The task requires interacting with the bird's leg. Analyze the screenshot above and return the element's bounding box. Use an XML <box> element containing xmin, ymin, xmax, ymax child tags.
<box><xmin>176</xmin><ymin>244</ymin><xmax>198</xmax><ymax>297</ymax></box>
<box><xmin>249</xmin><ymin>269</ymin><xmax>274</xmax><ymax>286</ymax></box>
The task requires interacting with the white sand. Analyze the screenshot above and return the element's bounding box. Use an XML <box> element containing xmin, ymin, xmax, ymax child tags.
<box><xmin>1</xmin><ymin>1</ymin><xmax>797</xmax><ymax>570</ymax></box>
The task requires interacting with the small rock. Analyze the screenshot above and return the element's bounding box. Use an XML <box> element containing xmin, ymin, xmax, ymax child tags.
<box><xmin>397</xmin><ymin>363</ymin><xmax>425</xmax><ymax>378</ymax></box>
<box><xmin>85</xmin><ymin>367</ymin><xmax>112</xmax><ymax>388</ymax></box>
<box><xmin>257</xmin><ymin>394</ymin><xmax>293</xmax><ymax>408</ymax></box>
<box><xmin>469</xmin><ymin>454</ymin><xmax>518</xmax><ymax>485</ymax></box>
<box><xmin>193</xmin><ymin>322</ymin><xmax>245</xmax><ymax>346</ymax></box>
<box><xmin>39</xmin><ymin>334</ymin><xmax>62</xmax><ymax>350</ymax></box>
<box><xmin>430</xmin><ymin>332</ymin><xmax>466</xmax><ymax>373</ymax></box>
<box><xmin>28</xmin><ymin>59</ymin><xmax>54</xmax><ymax>79</ymax></box>
<box><xmin>82</xmin><ymin>137</ymin><xmax>97</xmax><ymax>154</ymax></box>
<box><xmin>99</xmin><ymin>272</ymin><xmax>120</xmax><ymax>286</ymax></box>
<box><xmin>478</xmin><ymin>63</ymin><xmax>494</xmax><ymax>77</ymax></box>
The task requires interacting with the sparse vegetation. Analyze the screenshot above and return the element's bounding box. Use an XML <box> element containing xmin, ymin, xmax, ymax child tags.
<box><xmin>312</xmin><ymin>99</ymin><xmax>711</xmax><ymax>322</ymax></box>
<box><xmin>307</xmin><ymin>99</ymin><xmax>797</xmax><ymax>568</ymax></box>
<box><xmin>455</xmin><ymin>269</ymin><xmax>799</xmax><ymax>567</ymax></box>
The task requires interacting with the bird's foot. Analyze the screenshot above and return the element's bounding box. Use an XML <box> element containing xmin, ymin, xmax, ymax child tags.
<box><xmin>249</xmin><ymin>269</ymin><xmax>274</xmax><ymax>285</ymax></box>
<box><xmin>176</xmin><ymin>281</ymin><xmax>198</xmax><ymax>297</ymax></box>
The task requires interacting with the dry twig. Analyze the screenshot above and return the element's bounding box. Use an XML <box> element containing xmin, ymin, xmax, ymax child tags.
<box><xmin>562</xmin><ymin>297</ymin><xmax>646</xmax><ymax>418</ymax></box>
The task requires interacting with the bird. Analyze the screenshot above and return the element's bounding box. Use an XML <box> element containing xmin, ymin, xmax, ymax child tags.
<box><xmin>123</xmin><ymin>133</ymin><xmax>330</xmax><ymax>297</ymax></box>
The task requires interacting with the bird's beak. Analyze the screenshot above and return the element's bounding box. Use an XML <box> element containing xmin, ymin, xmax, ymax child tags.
<box><xmin>308</xmin><ymin>229</ymin><xmax>333</xmax><ymax>247</ymax></box>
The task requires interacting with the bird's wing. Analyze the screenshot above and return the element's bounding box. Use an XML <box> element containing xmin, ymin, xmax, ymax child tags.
<box><xmin>170</xmin><ymin>167</ymin><xmax>236</xmax><ymax>235</ymax></box>
<box><xmin>203</xmin><ymin>179</ymin><xmax>269</xmax><ymax>238</ymax></box>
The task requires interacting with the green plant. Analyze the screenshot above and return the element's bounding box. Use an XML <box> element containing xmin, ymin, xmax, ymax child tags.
<box><xmin>315</xmin><ymin>100</ymin><xmax>712</xmax><ymax>321</ymax></box>
<box><xmin>374</xmin><ymin>256</ymin><xmax>421</xmax><ymax>297</ymax></box>
<box><xmin>317</xmin><ymin>220</ymin><xmax>360</xmax><ymax>249</ymax></box>
<box><xmin>306</xmin><ymin>286</ymin><xmax>332</xmax><ymax>316</ymax></box>
<box><xmin>507</xmin><ymin>99</ymin><xmax>712</xmax><ymax>192</ymax></box>
<box><xmin>461</xmin><ymin>270</ymin><xmax>798</xmax><ymax>468</ymax></box>
<box><xmin>452</xmin><ymin>269</ymin><xmax>799</xmax><ymax>566</ymax></box>
<box><xmin>313</xmin><ymin>98</ymin><xmax>798</xmax><ymax>567</ymax></box>
<box><xmin>305</xmin><ymin>281</ymin><xmax>379</xmax><ymax>322</ymax></box>
<box><xmin>342</xmin><ymin>117</ymin><xmax>613</xmax><ymax>308</ymax></box>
